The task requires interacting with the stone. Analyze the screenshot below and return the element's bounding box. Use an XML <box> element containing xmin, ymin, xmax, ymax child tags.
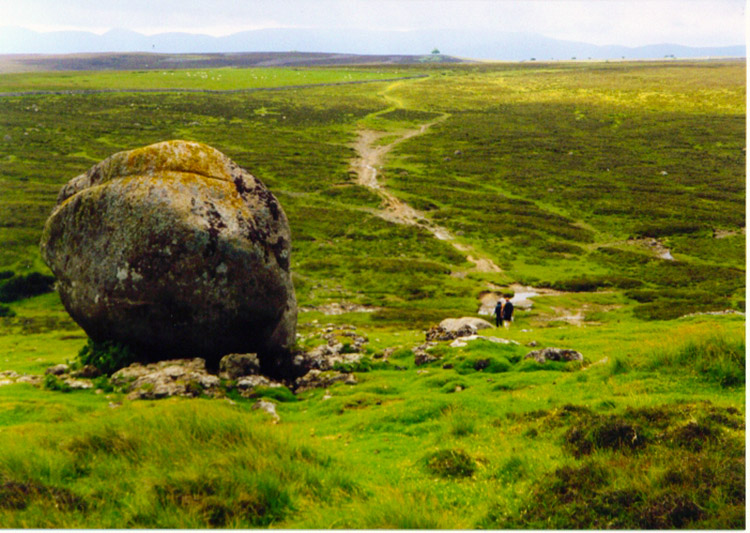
<box><xmin>45</xmin><ymin>363</ymin><xmax>69</xmax><ymax>376</ymax></box>
<box><xmin>220</xmin><ymin>353</ymin><xmax>261</xmax><ymax>380</ymax></box>
<box><xmin>450</xmin><ymin>335</ymin><xmax>519</xmax><ymax>348</ymax></box>
<box><xmin>236</xmin><ymin>375</ymin><xmax>283</xmax><ymax>397</ymax></box>
<box><xmin>40</xmin><ymin>140</ymin><xmax>297</xmax><ymax>369</ymax></box>
<box><xmin>16</xmin><ymin>375</ymin><xmax>42</xmax><ymax>386</ymax></box>
<box><xmin>292</xmin><ymin>325</ymin><xmax>368</xmax><ymax>373</ymax></box>
<box><xmin>111</xmin><ymin>358</ymin><xmax>222</xmax><ymax>400</ymax></box>
<box><xmin>425</xmin><ymin>326</ymin><xmax>457</xmax><ymax>342</ymax></box>
<box><xmin>62</xmin><ymin>378</ymin><xmax>93</xmax><ymax>390</ymax></box>
<box><xmin>413</xmin><ymin>342</ymin><xmax>440</xmax><ymax>366</ymax></box>
<box><xmin>252</xmin><ymin>399</ymin><xmax>280</xmax><ymax>422</ymax></box>
<box><xmin>524</xmin><ymin>347</ymin><xmax>584</xmax><ymax>364</ymax></box>
<box><xmin>294</xmin><ymin>369</ymin><xmax>356</xmax><ymax>392</ymax></box>
<box><xmin>439</xmin><ymin>317</ymin><xmax>493</xmax><ymax>333</ymax></box>
<box><xmin>71</xmin><ymin>365</ymin><xmax>101</xmax><ymax>379</ymax></box>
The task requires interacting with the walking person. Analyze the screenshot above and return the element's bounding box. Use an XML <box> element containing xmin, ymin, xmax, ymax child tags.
<box><xmin>502</xmin><ymin>295</ymin><xmax>514</xmax><ymax>328</ymax></box>
<box><xmin>494</xmin><ymin>297</ymin><xmax>504</xmax><ymax>328</ymax></box>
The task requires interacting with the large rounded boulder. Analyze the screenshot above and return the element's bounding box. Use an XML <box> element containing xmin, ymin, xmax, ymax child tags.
<box><xmin>40</xmin><ymin>140</ymin><xmax>297</xmax><ymax>369</ymax></box>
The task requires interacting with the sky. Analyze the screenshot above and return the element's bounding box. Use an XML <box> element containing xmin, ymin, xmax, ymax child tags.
<box><xmin>0</xmin><ymin>0</ymin><xmax>745</xmax><ymax>47</ymax></box>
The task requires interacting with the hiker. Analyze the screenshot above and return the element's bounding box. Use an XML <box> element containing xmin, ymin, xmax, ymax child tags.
<box><xmin>502</xmin><ymin>296</ymin><xmax>514</xmax><ymax>328</ymax></box>
<box><xmin>494</xmin><ymin>298</ymin><xmax>504</xmax><ymax>327</ymax></box>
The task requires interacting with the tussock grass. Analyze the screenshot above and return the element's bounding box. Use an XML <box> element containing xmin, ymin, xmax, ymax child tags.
<box><xmin>642</xmin><ymin>332</ymin><xmax>745</xmax><ymax>387</ymax></box>
<box><xmin>0</xmin><ymin>401</ymin><xmax>360</xmax><ymax>528</ymax></box>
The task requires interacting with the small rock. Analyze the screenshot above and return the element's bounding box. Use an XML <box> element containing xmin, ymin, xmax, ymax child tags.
<box><xmin>71</xmin><ymin>365</ymin><xmax>101</xmax><ymax>379</ymax></box>
<box><xmin>63</xmin><ymin>378</ymin><xmax>93</xmax><ymax>390</ymax></box>
<box><xmin>451</xmin><ymin>335</ymin><xmax>518</xmax><ymax>347</ymax></box>
<box><xmin>16</xmin><ymin>375</ymin><xmax>42</xmax><ymax>386</ymax></box>
<box><xmin>524</xmin><ymin>347</ymin><xmax>583</xmax><ymax>363</ymax></box>
<box><xmin>252</xmin><ymin>399</ymin><xmax>280</xmax><ymax>423</ymax></box>
<box><xmin>413</xmin><ymin>342</ymin><xmax>439</xmax><ymax>366</ymax></box>
<box><xmin>236</xmin><ymin>375</ymin><xmax>283</xmax><ymax>398</ymax></box>
<box><xmin>295</xmin><ymin>369</ymin><xmax>355</xmax><ymax>392</ymax></box>
<box><xmin>219</xmin><ymin>353</ymin><xmax>261</xmax><ymax>380</ymax></box>
<box><xmin>425</xmin><ymin>326</ymin><xmax>457</xmax><ymax>342</ymax></box>
<box><xmin>45</xmin><ymin>364</ymin><xmax>69</xmax><ymax>376</ymax></box>
<box><xmin>527</xmin><ymin>340</ymin><xmax>539</xmax><ymax>347</ymax></box>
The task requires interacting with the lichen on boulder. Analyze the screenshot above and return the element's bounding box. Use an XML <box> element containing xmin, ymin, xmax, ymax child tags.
<box><xmin>40</xmin><ymin>140</ymin><xmax>297</xmax><ymax>371</ymax></box>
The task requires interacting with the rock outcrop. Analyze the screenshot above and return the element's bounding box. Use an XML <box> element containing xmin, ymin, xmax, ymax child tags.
<box><xmin>40</xmin><ymin>140</ymin><xmax>297</xmax><ymax>370</ymax></box>
<box><xmin>524</xmin><ymin>347</ymin><xmax>584</xmax><ymax>363</ymax></box>
<box><xmin>426</xmin><ymin>324</ymin><xmax>475</xmax><ymax>342</ymax></box>
<box><xmin>111</xmin><ymin>358</ymin><xmax>222</xmax><ymax>400</ymax></box>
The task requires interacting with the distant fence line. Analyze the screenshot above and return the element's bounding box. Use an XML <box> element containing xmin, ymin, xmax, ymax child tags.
<box><xmin>0</xmin><ymin>74</ymin><xmax>429</xmax><ymax>98</ymax></box>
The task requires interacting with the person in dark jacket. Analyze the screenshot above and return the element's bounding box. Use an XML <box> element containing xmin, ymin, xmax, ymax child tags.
<box><xmin>502</xmin><ymin>296</ymin><xmax>514</xmax><ymax>328</ymax></box>
<box><xmin>494</xmin><ymin>298</ymin><xmax>504</xmax><ymax>327</ymax></box>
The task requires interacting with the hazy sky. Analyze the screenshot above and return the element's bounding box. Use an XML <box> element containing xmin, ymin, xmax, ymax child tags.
<box><xmin>0</xmin><ymin>0</ymin><xmax>745</xmax><ymax>46</ymax></box>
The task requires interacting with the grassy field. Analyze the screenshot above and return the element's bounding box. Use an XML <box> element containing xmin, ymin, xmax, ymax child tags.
<box><xmin>0</xmin><ymin>61</ymin><xmax>745</xmax><ymax>528</ymax></box>
<box><xmin>0</xmin><ymin>66</ymin><xmax>421</xmax><ymax>92</ymax></box>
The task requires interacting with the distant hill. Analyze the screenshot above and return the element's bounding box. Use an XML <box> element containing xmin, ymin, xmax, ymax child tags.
<box><xmin>0</xmin><ymin>51</ymin><xmax>464</xmax><ymax>74</ymax></box>
<box><xmin>0</xmin><ymin>26</ymin><xmax>744</xmax><ymax>61</ymax></box>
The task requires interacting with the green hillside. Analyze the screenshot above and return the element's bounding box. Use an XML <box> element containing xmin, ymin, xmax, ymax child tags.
<box><xmin>0</xmin><ymin>61</ymin><xmax>745</xmax><ymax>528</ymax></box>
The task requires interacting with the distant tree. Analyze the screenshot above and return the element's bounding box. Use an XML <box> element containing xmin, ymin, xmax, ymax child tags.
<box><xmin>431</xmin><ymin>48</ymin><xmax>440</xmax><ymax>55</ymax></box>
<box><xmin>571</xmin><ymin>56</ymin><xmax>576</xmax><ymax>60</ymax></box>
<box><xmin>530</xmin><ymin>57</ymin><xmax>536</xmax><ymax>61</ymax></box>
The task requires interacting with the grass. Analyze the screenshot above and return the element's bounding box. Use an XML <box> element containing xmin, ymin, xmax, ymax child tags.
<box><xmin>0</xmin><ymin>66</ymin><xmax>421</xmax><ymax>92</ymax></box>
<box><xmin>0</xmin><ymin>60</ymin><xmax>744</xmax><ymax>528</ymax></box>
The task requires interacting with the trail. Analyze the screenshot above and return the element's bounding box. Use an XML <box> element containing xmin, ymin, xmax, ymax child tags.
<box><xmin>350</xmin><ymin>115</ymin><xmax>501</xmax><ymax>273</ymax></box>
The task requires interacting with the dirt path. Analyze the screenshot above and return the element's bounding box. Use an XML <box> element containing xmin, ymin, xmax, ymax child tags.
<box><xmin>350</xmin><ymin>120</ymin><xmax>501</xmax><ymax>273</ymax></box>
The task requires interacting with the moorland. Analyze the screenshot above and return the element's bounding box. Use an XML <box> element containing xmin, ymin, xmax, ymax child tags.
<box><xmin>0</xmin><ymin>58</ymin><xmax>745</xmax><ymax>528</ymax></box>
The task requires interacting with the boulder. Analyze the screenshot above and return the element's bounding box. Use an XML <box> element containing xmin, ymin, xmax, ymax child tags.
<box><xmin>426</xmin><ymin>323</ymin><xmax>478</xmax><ymax>342</ymax></box>
<box><xmin>220</xmin><ymin>353</ymin><xmax>261</xmax><ymax>380</ymax></box>
<box><xmin>40</xmin><ymin>140</ymin><xmax>296</xmax><ymax>370</ymax></box>
<box><xmin>439</xmin><ymin>317</ymin><xmax>493</xmax><ymax>333</ymax></box>
<box><xmin>524</xmin><ymin>347</ymin><xmax>584</xmax><ymax>364</ymax></box>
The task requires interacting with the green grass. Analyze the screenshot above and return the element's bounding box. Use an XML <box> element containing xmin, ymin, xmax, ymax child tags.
<box><xmin>0</xmin><ymin>66</ymin><xmax>420</xmax><ymax>92</ymax></box>
<box><xmin>0</xmin><ymin>61</ymin><xmax>744</xmax><ymax>528</ymax></box>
